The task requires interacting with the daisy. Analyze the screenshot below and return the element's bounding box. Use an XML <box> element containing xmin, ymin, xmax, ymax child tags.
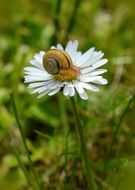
<box><xmin>24</xmin><ymin>40</ymin><xmax>108</xmax><ymax>100</ymax></box>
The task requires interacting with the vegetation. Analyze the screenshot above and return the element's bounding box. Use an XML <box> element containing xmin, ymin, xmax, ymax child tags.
<box><xmin>0</xmin><ymin>0</ymin><xmax>135</xmax><ymax>189</ymax></box>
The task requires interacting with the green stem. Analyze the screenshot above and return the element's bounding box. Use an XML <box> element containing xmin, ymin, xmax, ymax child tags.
<box><xmin>58</xmin><ymin>95</ymin><xmax>69</xmax><ymax>130</ymax></box>
<box><xmin>12</xmin><ymin>144</ymin><xmax>31</xmax><ymax>183</ymax></box>
<box><xmin>70</xmin><ymin>97</ymin><xmax>97</xmax><ymax>190</ymax></box>
<box><xmin>10</xmin><ymin>91</ymin><xmax>41</xmax><ymax>190</ymax></box>
<box><xmin>103</xmin><ymin>94</ymin><xmax>135</xmax><ymax>174</ymax></box>
<box><xmin>58</xmin><ymin>95</ymin><xmax>69</xmax><ymax>175</ymax></box>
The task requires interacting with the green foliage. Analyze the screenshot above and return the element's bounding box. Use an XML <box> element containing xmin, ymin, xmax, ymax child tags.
<box><xmin>0</xmin><ymin>0</ymin><xmax>135</xmax><ymax>189</ymax></box>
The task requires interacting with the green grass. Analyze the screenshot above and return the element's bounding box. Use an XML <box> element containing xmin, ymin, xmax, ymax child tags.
<box><xmin>0</xmin><ymin>0</ymin><xmax>135</xmax><ymax>189</ymax></box>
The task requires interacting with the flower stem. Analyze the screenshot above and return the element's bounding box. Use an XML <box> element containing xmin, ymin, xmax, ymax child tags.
<box><xmin>103</xmin><ymin>93</ymin><xmax>135</xmax><ymax>175</ymax></box>
<box><xmin>70</xmin><ymin>97</ymin><xmax>97</xmax><ymax>190</ymax></box>
<box><xmin>10</xmin><ymin>91</ymin><xmax>41</xmax><ymax>190</ymax></box>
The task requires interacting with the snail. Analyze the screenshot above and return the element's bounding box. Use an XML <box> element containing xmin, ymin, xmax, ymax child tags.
<box><xmin>43</xmin><ymin>49</ymin><xmax>80</xmax><ymax>81</ymax></box>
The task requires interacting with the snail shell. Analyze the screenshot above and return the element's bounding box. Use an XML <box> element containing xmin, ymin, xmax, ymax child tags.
<box><xmin>43</xmin><ymin>49</ymin><xmax>79</xmax><ymax>81</ymax></box>
<box><xmin>43</xmin><ymin>49</ymin><xmax>72</xmax><ymax>74</ymax></box>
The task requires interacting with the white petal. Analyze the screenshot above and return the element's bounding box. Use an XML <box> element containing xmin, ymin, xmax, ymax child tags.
<box><xmin>80</xmin><ymin>75</ymin><xmax>98</xmax><ymax>82</ymax></box>
<box><xmin>31</xmin><ymin>81</ymin><xmax>59</xmax><ymax>94</ymax></box>
<box><xmin>28</xmin><ymin>81</ymin><xmax>53</xmax><ymax>88</ymax></box>
<box><xmin>39</xmin><ymin>51</ymin><xmax>45</xmax><ymax>57</ymax></box>
<box><xmin>25</xmin><ymin>72</ymin><xmax>49</xmax><ymax>78</ymax></box>
<box><xmin>90</xmin><ymin>78</ymin><xmax>108</xmax><ymax>85</ymax></box>
<box><xmin>81</xmin><ymin>68</ymin><xmax>107</xmax><ymax>75</ymax></box>
<box><xmin>24</xmin><ymin>68</ymin><xmax>50</xmax><ymax>77</ymax></box>
<box><xmin>47</xmin><ymin>81</ymin><xmax>61</xmax><ymax>89</ymax></box>
<box><xmin>51</xmin><ymin>46</ymin><xmax>56</xmax><ymax>49</ymax></box>
<box><xmin>73</xmin><ymin>52</ymin><xmax>82</xmax><ymax>63</ymax></box>
<box><xmin>65</xmin><ymin>42</ymin><xmax>74</xmax><ymax>58</ymax></box>
<box><xmin>63</xmin><ymin>84</ymin><xmax>70</xmax><ymax>96</ymax></box>
<box><xmin>81</xmin><ymin>70</ymin><xmax>107</xmax><ymax>78</ymax></box>
<box><xmin>80</xmin><ymin>59</ymin><xmax>108</xmax><ymax>74</ymax></box>
<box><xmin>80</xmin><ymin>75</ymin><xmax>95</xmax><ymax>81</ymax></box>
<box><xmin>88</xmin><ymin>69</ymin><xmax>107</xmax><ymax>76</ymax></box>
<box><xmin>37</xmin><ymin>89</ymin><xmax>52</xmax><ymax>98</ymax></box>
<box><xmin>80</xmin><ymin>51</ymin><xmax>104</xmax><ymax>68</ymax></box>
<box><xmin>69</xmin><ymin>86</ymin><xmax>75</xmax><ymax>97</ymax></box>
<box><xmin>63</xmin><ymin>83</ymin><xmax>75</xmax><ymax>96</ymax></box>
<box><xmin>24</xmin><ymin>75</ymin><xmax>52</xmax><ymax>83</ymax></box>
<box><xmin>56</xmin><ymin>44</ymin><xmax>64</xmax><ymax>50</ymax></box>
<box><xmin>31</xmin><ymin>86</ymin><xmax>47</xmax><ymax>94</ymax></box>
<box><xmin>78</xmin><ymin>91</ymin><xmax>88</xmax><ymax>100</ymax></box>
<box><xmin>34</xmin><ymin>52</ymin><xmax>44</xmax><ymax>63</ymax></box>
<box><xmin>48</xmin><ymin>86</ymin><xmax>61</xmax><ymax>96</ymax></box>
<box><xmin>68</xmin><ymin>41</ymin><xmax>79</xmax><ymax>61</ymax></box>
<box><xmin>91</xmin><ymin>51</ymin><xmax>104</xmax><ymax>62</ymax></box>
<box><xmin>72</xmin><ymin>80</ymin><xmax>84</xmax><ymax>94</ymax></box>
<box><xmin>72</xmin><ymin>40</ymin><xmax>78</xmax><ymax>54</ymax></box>
<box><xmin>24</xmin><ymin>67</ymin><xmax>44</xmax><ymax>73</ymax></box>
<box><xmin>66</xmin><ymin>83</ymin><xmax>75</xmax><ymax>97</ymax></box>
<box><xmin>65</xmin><ymin>41</ymin><xmax>73</xmax><ymax>55</ymax></box>
<box><xmin>80</xmin><ymin>76</ymin><xmax>108</xmax><ymax>84</ymax></box>
<box><xmin>80</xmin><ymin>66</ymin><xmax>93</xmax><ymax>74</ymax></box>
<box><xmin>77</xmin><ymin>48</ymin><xmax>95</xmax><ymax>66</ymax></box>
<box><xmin>24</xmin><ymin>75</ymin><xmax>51</xmax><ymax>82</ymax></box>
<box><xmin>30</xmin><ymin>59</ymin><xmax>44</xmax><ymax>70</ymax></box>
<box><xmin>24</xmin><ymin>75</ymin><xmax>51</xmax><ymax>80</ymax></box>
<box><xmin>92</xmin><ymin>59</ymin><xmax>108</xmax><ymax>69</ymax></box>
<box><xmin>79</xmin><ymin>81</ymin><xmax>99</xmax><ymax>92</ymax></box>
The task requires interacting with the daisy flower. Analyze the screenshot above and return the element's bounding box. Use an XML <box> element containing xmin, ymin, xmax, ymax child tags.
<box><xmin>24</xmin><ymin>40</ymin><xmax>108</xmax><ymax>100</ymax></box>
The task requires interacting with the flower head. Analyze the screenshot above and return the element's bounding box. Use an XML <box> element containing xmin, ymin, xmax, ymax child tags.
<box><xmin>24</xmin><ymin>40</ymin><xmax>108</xmax><ymax>100</ymax></box>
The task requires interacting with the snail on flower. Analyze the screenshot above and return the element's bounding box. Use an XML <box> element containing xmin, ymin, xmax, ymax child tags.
<box><xmin>24</xmin><ymin>40</ymin><xmax>108</xmax><ymax>99</ymax></box>
<box><xmin>43</xmin><ymin>49</ymin><xmax>80</xmax><ymax>82</ymax></box>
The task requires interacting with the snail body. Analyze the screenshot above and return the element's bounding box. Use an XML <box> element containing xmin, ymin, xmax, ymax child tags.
<box><xmin>43</xmin><ymin>49</ymin><xmax>79</xmax><ymax>81</ymax></box>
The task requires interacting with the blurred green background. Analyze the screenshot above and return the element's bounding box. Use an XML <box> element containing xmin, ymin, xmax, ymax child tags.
<box><xmin>0</xmin><ymin>0</ymin><xmax>135</xmax><ymax>189</ymax></box>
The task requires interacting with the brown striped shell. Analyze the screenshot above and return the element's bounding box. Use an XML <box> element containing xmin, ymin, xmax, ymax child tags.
<box><xmin>43</xmin><ymin>49</ymin><xmax>80</xmax><ymax>81</ymax></box>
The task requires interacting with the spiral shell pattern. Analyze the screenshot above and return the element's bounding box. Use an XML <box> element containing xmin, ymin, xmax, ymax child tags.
<box><xmin>43</xmin><ymin>49</ymin><xmax>79</xmax><ymax>81</ymax></box>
